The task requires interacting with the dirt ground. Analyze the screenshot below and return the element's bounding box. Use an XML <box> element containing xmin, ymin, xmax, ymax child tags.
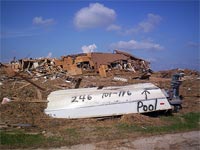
<box><xmin>0</xmin><ymin>68</ymin><xmax>199</xmax><ymax>148</ymax></box>
<box><xmin>33</xmin><ymin>131</ymin><xmax>199</xmax><ymax>150</ymax></box>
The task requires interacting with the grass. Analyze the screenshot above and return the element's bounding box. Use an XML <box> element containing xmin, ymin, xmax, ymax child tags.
<box><xmin>0</xmin><ymin>131</ymin><xmax>44</xmax><ymax>147</ymax></box>
<box><xmin>65</xmin><ymin>128</ymin><xmax>79</xmax><ymax>139</ymax></box>
<box><xmin>94</xmin><ymin>126</ymin><xmax>111</xmax><ymax>133</ymax></box>
<box><xmin>1</xmin><ymin>112</ymin><xmax>199</xmax><ymax>148</ymax></box>
<box><xmin>116</xmin><ymin>123</ymin><xmax>141</xmax><ymax>132</ymax></box>
<box><xmin>116</xmin><ymin>112</ymin><xmax>200</xmax><ymax>134</ymax></box>
<box><xmin>0</xmin><ymin>130</ymin><xmax>64</xmax><ymax>148</ymax></box>
<box><xmin>64</xmin><ymin>128</ymin><xmax>80</xmax><ymax>145</ymax></box>
<box><xmin>143</xmin><ymin>112</ymin><xmax>200</xmax><ymax>133</ymax></box>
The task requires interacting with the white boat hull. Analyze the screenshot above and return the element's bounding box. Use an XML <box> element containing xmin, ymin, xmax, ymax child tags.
<box><xmin>45</xmin><ymin>83</ymin><xmax>171</xmax><ymax>118</ymax></box>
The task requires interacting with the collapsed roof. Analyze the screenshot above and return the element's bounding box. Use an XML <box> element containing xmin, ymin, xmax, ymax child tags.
<box><xmin>90</xmin><ymin>50</ymin><xmax>147</xmax><ymax>69</ymax></box>
<box><xmin>3</xmin><ymin>50</ymin><xmax>151</xmax><ymax>78</ymax></box>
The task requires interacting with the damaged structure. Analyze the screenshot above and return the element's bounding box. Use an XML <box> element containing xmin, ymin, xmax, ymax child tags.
<box><xmin>8</xmin><ymin>58</ymin><xmax>60</xmax><ymax>75</ymax></box>
<box><xmin>54</xmin><ymin>50</ymin><xmax>151</xmax><ymax>77</ymax></box>
<box><xmin>4</xmin><ymin>50</ymin><xmax>151</xmax><ymax>78</ymax></box>
<box><xmin>0</xmin><ymin>49</ymin><xmax>188</xmax><ymax>120</ymax></box>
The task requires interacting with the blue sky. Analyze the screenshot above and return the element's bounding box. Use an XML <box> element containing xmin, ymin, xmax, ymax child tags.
<box><xmin>1</xmin><ymin>0</ymin><xmax>199</xmax><ymax>71</ymax></box>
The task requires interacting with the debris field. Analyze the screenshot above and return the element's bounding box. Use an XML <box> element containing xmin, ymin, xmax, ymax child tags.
<box><xmin>0</xmin><ymin>51</ymin><xmax>199</xmax><ymax>148</ymax></box>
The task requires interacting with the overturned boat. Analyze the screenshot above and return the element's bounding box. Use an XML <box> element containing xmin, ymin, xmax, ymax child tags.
<box><xmin>45</xmin><ymin>82</ymin><xmax>178</xmax><ymax>119</ymax></box>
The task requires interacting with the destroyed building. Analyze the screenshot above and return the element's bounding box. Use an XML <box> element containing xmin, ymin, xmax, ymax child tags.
<box><xmin>54</xmin><ymin>50</ymin><xmax>150</xmax><ymax>77</ymax></box>
<box><xmin>4</xmin><ymin>50</ymin><xmax>150</xmax><ymax>78</ymax></box>
<box><xmin>5</xmin><ymin>58</ymin><xmax>62</xmax><ymax>77</ymax></box>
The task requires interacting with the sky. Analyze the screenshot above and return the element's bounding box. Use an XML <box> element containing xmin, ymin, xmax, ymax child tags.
<box><xmin>1</xmin><ymin>0</ymin><xmax>199</xmax><ymax>71</ymax></box>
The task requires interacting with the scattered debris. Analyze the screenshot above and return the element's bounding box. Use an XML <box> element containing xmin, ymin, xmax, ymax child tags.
<box><xmin>139</xmin><ymin>72</ymin><xmax>151</xmax><ymax>80</ymax></box>
<box><xmin>113</xmin><ymin>77</ymin><xmax>128</xmax><ymax>82</ymax></box>
<box><xmin>74</xmin><ymin>78</ymin><xmax>82</xmax><ymax>89</ymax></box>
<box><xmin>53</xmin><ymin>50</ymin><xmax>151</xmax><ymax>77</ymax></box>
<box><xmin>1</xmin><ymin>62</ymin><xmax>46</xmax><ymax>91</ymax></box>
<box><xmin>1</xmin><ymin>97</ymin><xmax>12</xmax><ymax>105</ymax></box>
<box><xmin>0</xmin><ymin>50</ymin><xmax>152</xmax><ymax>95</ymax></box>
<box><xmin>0</xmin><ymin>49</ymin><xmax>199</xmax><ymax>149</ymax></box>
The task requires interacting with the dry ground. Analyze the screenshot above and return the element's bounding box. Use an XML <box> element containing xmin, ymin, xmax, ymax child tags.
<box><xmin>34</xmin><ymin>131</ymin><xmax>199</xmax><ymax>150</ymax></box>
<box><xmin>0</xmin><ymin>68</ymin><xmax>199</xmax><ymax>149</ymax></box>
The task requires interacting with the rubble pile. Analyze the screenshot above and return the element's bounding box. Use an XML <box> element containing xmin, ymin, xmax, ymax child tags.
<box><xmin>5</xmin><ymin>58</ymin><xmax>64</xmax><ymax>79</ymax></box>
<box><xmin>0</xmin><ymin>49</ymin><xmax>199</xmax><ymax>143</ymax></box>
<box><xmin>0</xmin><ymin>49</ymin><xmax>153</xmax><ymax>129</ymax></box>
<box><xmin>5</xmin><ymin>50</ymin><xmax>151</xmax><ymax>79</ymax></box>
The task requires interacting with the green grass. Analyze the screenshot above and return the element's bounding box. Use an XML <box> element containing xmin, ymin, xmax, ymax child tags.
<box><xmin>65</xmin><ymin>128</ymin><xmax>79</xmax><ymax>138</ymax></box>
<box><xmin>116</xmin><ymin>112</ymin><xmax>200</xmax><ymax>134</ymax></box>
<box><xmin>64</xmin><ymin>128</ymin><xmax>80</xmax><ymax>145</ymax></box>
<box><xmin>116</xmin><ymin>123</ymin><xmax>141</xmax><ymax>132</ymax></box>
<box><xmin>94</xmin><ymin>126</ymin><xmax>111</xmax><ymax>133</ymax></box>
<box><xmin>1</xmin><ymin>112</ymin><xmax>199</xmax><ymax>148</ymax></box>
<box><xmin>0</xmin><ymin>131</ymin><xmax>44</xmax><ymax>147</ymax></box>
<box><xmin>0</xmin><ymin>130</ymin><xmax>65</xmax><ymax>148</ymax></box>
<box><xmin>144</xmin><ymin>112</ymin><xmax>200</xmax><ymax>133</ymax></box>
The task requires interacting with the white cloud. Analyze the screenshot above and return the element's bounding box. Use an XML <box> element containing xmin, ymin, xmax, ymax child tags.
<box><xmin>110</xmin><ymin>39</ymin><xmax>164</xmax><ymax>50</ymax></box>
<box><xmin>106</xmin><ymin>24</ymin><xmax>121</xmax><ymax>31</ymax></box>
<box><xmin>33</xmin><ymin>16</ymin><xmax>55</xmax><ymax>26</ymax></box>
<box><xmin>124</xmin><ymin>13</ymin><xmax>162</xmax><ymax>35</ymax></box>
<box><xmin>139</xmin><ymin>13</ymin><xmax>162</xmax><ymax>32</ymax></box>
<box><xmin>82</xmin><ymin>44</ymin><xmax>97</xmax><ymax>53</ymax></box>
<box><xmin>74</xmin><ymin>3</ymin><xmax>116</xmax><ymax>29</ymax></box>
